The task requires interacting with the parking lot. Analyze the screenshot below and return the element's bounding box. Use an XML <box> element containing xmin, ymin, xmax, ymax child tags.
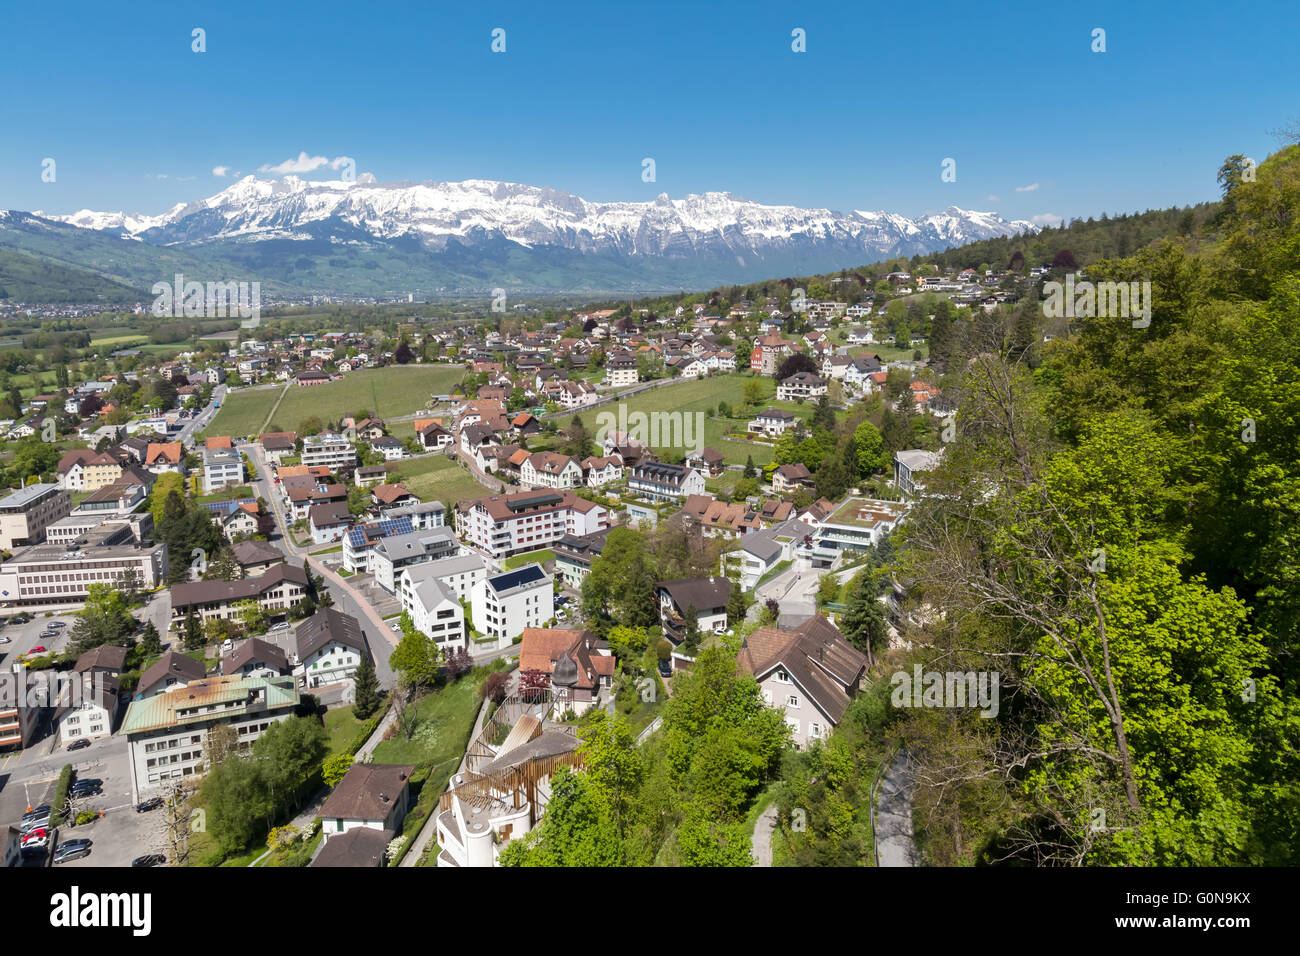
<box><xmin>0</xmin><ymin>612</ymin><xmax>78</xmax><ymax>669</ymax></box>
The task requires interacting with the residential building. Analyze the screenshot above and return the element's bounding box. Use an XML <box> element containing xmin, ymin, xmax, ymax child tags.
<box><xmin>202</xmin><ymin>448</ymin><xmax>244</xmax><ymax>494</ymax></box>
<box><xmin>144</xmin><ymin>442</ymin><xmax>184</xmax><ymax>475</ymax></box>
<box><xmin>580</xmin><ymin>455</ymin><xmax>623</xmax><ymax>488</ymax></box>
<box><xmin>813</xmin><ymin>497</ymin><xmax>910</xmax><ymax>553</ymax></box>
<box><xmin>627</xmin><ymin>461</ymin><xmax>706</xmax><ymax>503</ymax></box>
<box><xmin>748</xmin><ymin>408</ymin><xmax>797</xmax><ymax>437</ymax></box>
<box><xmin>229</xmin><ymin>539</ymin><xmax>284</xmax><ymax>577</ymax></box>
<box><xmin>220</xmin><ymin>638</ymin><xmax>289</xmax><ymax>679</ymax></box>
<box><xmin>136</xmin><ymin>650</ymin><xmax>207</xmax><ymax>699</ymax></box>
<box><xmin>552</xmin><ymin>529</ymin><xmax>609</xmax><ymax>590</ymax></box>
<box><xmin>471</xmin><ymin>564</ymin><xmax>553</xmax><ymax>649</ymax></box>
<box><xmin>604</xmin><ymin>352</ymin><xmax>639</xmax><ymax>387</ymax></box>
<box><xmin>301</xmin><ymin>433</ymin><xmax>357</xmax><ymax>472</ymax></box>
<box><xmin>894</xmin><ymin>448</ymin><xmax>943</xmax><ymax>496</ymax></box>
<box><xmin>518</xmin><ymin>628</ymin><xmax>615</xmax><ymax>717</ymax></box>
<box><xmin>56</xmin><ymin>449</ymin><xmax>123</xmax><ymax>492</ymax></box>
<box><xmin>383</xmin><ymin>500</ymin><xmax>446</xmax><ymax>530</ymax></box>
<box><xmin>456</xmin><ymin>490</ymin><xmax>608</xmax><ymax>561</ymax></box>
<box><xmin>772</xmin><ymin>462</ymin><xmax>814</xmax><ymax>494</ymax></box>
<box><xmin>370</xmin><ymin>526</ymin><xmax>460</xmax><ymax>593</ymax></box>
<box><xmin>519</xmin><ymin>452</ymin><xmax>583</xmax><ymax>490</ymax></box>
<box><xmin>54</xmin><ymin>672</ymin><xmax>120</xmax><ymax>744</ymax></box>
<box><xmin>656</xmin><ymin>577</ymin><xmax>731</xmax><ymax>645</ymax></box>
<box><xmin>341</xmin><ymin>516</ymin><xmax>415</xmax><ymax>574</ymax></box>
<box><xmin>318</xmin><ymin>763</ymin><xmax>415</xmax><ymax>842</ymax></box>
<box><xmin>169</xmin><ymin>563</ymin><xmax>310</xmax><ymax>625</ymax></box>
<box><xmin>296</xmin><ymin>607</ymin><xmax>369</xmax><ymax>687</ymax></box>
<box><xmin>777</xmin><ymin>372</ymin><xmax>828</xmax><ymax>402</ymax></box>
<box><xmin>738</xmin><ymin>615</ymin><xmax>867</xmax><ymax>749</ymax></box>
<box><xmin>309</xmin><ymin>502</ymin><xmax>352</xmax><ymax>544</ymax></box>
<box><xmin>399</xmin><ymin>566</ymin><xmax>469</xmax><ymax>652</ymax></box>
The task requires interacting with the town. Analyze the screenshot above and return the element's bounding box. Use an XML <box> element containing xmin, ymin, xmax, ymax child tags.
<box><xmin>0</xmin><ymin>266</ymin><xmax>975</xmax><ymax>868</ymax></box>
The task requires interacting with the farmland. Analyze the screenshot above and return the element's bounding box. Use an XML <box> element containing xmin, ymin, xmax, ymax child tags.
<box><xmin>581</xmin><ymin>372</ymin><xmax>829</xmax><ymax>466</ymax></box>
<box><xmin>203</xmin><ymin>364</ymin><xmax>464</xmax><ymax>438</ymax></box>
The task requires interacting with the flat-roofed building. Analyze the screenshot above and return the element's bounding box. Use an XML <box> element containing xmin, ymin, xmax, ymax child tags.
<box><xmin>471</xmin><ymin>564</ymin><xmax>553</xmax><ymax>650</ymax></box>
<box><xmin>0</xmin><ymin>540</ymin><xmax>168</xmax><ymax>606</ymax></box>
<box><xmin>0</xmin><ymin>484</ymin><xmax>71</xmax><ymax>550</ymax></box>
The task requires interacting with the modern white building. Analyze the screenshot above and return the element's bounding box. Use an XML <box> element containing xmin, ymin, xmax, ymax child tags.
<box><xmin>399</xmin><ymin>566</ymin><xmax>470</xmax><ymax>652</ymax></box>
<box><xmin>370</xmin><ymin>526</ymin><xmax>460</xmax><ymax>593</ymax></box>
<box><xmin>301</xmin><ymin>433</ymin><xmax>358</xmax><ymax>472</ymax></box>
<box><xmin>202</xmin><ymin>448</ymin><xmax>244</xmax><ymax>494</ymax></box>
<box><xmin>470</xmin><ymin>564</ymin><xmax>553</xmax><ymax>650</ymax></box>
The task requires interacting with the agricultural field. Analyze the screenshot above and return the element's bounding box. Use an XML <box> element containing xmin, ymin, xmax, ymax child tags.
<box><xmin>203</xmin><ymin>364</ymin><xmax>463</xmax><ymax>438</ymax></box>
<box><xmin>583</xmin><ymin>372</ymin><xmax>832</xmax><ymax>466</ymax></box>
<box><xmin>386</xmin><ymin>453</ymin><xmax>488</xmax><ymax>505</ymax></box>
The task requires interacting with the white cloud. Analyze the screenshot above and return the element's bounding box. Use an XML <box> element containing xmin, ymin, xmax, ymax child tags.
<box><xmin>1031</xmin><ymin>213</ymin><xmax>1063</xmax><ymax>226</ymax></box>
<box><xmin>986</xmin><ymin>194</ymin><xmax>1000</xmax><ymax>202</ymax></box>
<box><xmin>258</xmin><ymin>151</ymin><xmax>354</xmax><ymax>176</ymax></box>
<box><xmin>212</xmin><ymin>165</ymin><xmax>230</xmax><ymax>177</ymax></box>
<box><xmin>1015</xmin><ymin>182</ymin><xmax>1040</xmax><ymax>193</ymax></box>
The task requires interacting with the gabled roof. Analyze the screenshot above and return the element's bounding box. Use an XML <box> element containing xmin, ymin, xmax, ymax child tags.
<box><xmin>296</xmin><ymin>607</ymin><xmax>366</xmax><ymax>661</ymax></box>
<box><xmin>737</xmin><ymin>615</ymin><xmax>867</xmax><ymax>725</ymax></box>
<box><xmin>318</xmin><ymin>763</ymin><xmax>414</xmax><ymax>822</ymax></box>
<box><xmin>656</xmin><ymin>576</ymin><xmax>731</xmax><ymax>612</ymax></box>
<box><xmin>222</xmin><ymin>637</ymin><xmax>289</xmax><ymax>675</ymax></box>
<box><xmin>138</xmin><ymin>650</ymin><xmax>206</xmax><ymax>694</ymax></box>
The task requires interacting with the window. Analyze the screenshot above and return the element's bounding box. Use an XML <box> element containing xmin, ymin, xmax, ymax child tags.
<box><xmin>787</xmin><ymin>696</ymin><xmax>799</xmax><ymax>708</ymax></box>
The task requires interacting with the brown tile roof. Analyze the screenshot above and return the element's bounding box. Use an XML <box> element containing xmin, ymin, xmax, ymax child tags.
<box><xmin>737</xmin><ymin>615</ymin><xmax>867</xmax><ymax>725</ymax></box>
<box><xmin>371</xmin><ymin>483</ymin><xmax>412</xmax><ymax>505</ymax></box>
<box><xmin>318</xmin><ymin>764</ymin><xmax>414</xmax><ymax>822</ymax></box>
<box><xmin>311</xmin><ymin>827</ymin><xmax>394</xmax><ymax>867</ymax></box>
<box><xmin>138</xmin><ymin>650</ymin><xmax>207</xmax><ymax>695</ymax></box>
<box><xmin>73</xmin><ymin>644</ymin><xmax>128</xmax><ymax>674</ymax></box>
<box><xmin>296</xmin><ymin>607</ymin><xmax>366</xmax><ymax>661</ymax></box>
<box><xmin>145</xmin><ymin>442</ymin><xmax>182</xmax><ymax>465</ymax></box>
<box><xmin>169</xmin><ymin>563</ymin><xmax>310</xmax><ymax>611</ymax></box>
<box><xmin>221</xmin><ymin>637</ymin><xmax>289</xmax><ymax>676</ymax></box>
<box><xmin>229</xmin><ymin>539</ymin><xmax>283</xmax><ymax>567</ymax></box>
<box><xmin>204</xmin><ymin>436</ymin><xmax>233</xmax><ymax>449</ymax></box>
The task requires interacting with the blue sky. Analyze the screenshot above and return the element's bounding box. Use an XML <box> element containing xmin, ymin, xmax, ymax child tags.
<box><xmin>2</xmin><ymin>0</ymin><xmax>1296</xmax><ymax>223</ymax></box>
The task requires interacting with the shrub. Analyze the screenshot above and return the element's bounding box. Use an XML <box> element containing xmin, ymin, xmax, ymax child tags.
<box><xmin>480</xmin><ymin>671</ymin><xmax>509</xmax><ymax>704</ymax></box>
<box><xmin>49</xmin><ymin>764</ymin><xmax>74</xmax><ymax>827</ymax></box>
<box><xmin>75</xmin><ymin>810</ymin><xmax>98</xmax><ymax>826</ymax></box>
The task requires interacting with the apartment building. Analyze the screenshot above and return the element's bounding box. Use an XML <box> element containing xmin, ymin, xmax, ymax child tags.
<box><xmin>341</xmin><ymin>516</ymin><xmax>415</xmax><ymax>574</ymax></box>
<box><xmin>626</xmin><ymin>461</ymin><xmax>706</xmax><ymax>503</ymax></box>
<box><xmin>456</xmin><ymin>490</ymin><xmax>608</xmax><ymax>561</ymax></box>
<box><xmin>603</xmin><ymin>352</ymin><xmax>638</xmax><ymax>387</ymax></box>
<box><xmin>169</xmin><ymin>563</ymin><xmax>310</xmax><ymax>624</ymax></box>
<box><xmin>202</xmin><ymin>448</ymin><xmax>244</xmax><ymax>494</ymax></box>
<box><xmin>121</xmin><ymin>675</ymin><xmax>300</xmax><ymax>796</ymax></box>
<box><xmin>296</xmin><ymin>607</ymin><xmax>369</xmax><ymax>687</ymax></box>
<box><xmin>399</xmin><ymin>564</ymin><xmax>471</xmax><ymax>653</ymax></box>
<box><xmin>471</xmin><ymin>564</ymin><xmax>553</xmax><ymax>649</ymax></box>
<box><xmin>776</xmin><ymin>372</ymin><xmax>828</xmax><ymax>402</ymax></box>
<box><xmin>301</xmin><ymin>433</ymin><xmax>358</xmax><ymax>472</ymax></box>
<box><xmin>56</xmin><ymin>449</ymin><xmax>123</xmax><ymax>492</ymax></box>
<box><xmin>370</xmin><ymin>526</ymin><xmax>460</xmax><ymax>593</ymax></box>
<box><xmin>0</xmin><ymin>484</ymin><xmax>71</xmax><ymax>550</ymax></box>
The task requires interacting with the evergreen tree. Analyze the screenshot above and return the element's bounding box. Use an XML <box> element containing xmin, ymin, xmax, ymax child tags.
<box><xmin>352</xmin><ymin>654</ymin><xmax>381</xmax><ymax>719</ymax></box>
<box><xmin>183</xmin><ymin>611</ymin><xmax>204</xmax><ymax>651</ymax></box>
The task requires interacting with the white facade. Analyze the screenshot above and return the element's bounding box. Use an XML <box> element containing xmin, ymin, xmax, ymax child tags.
<box><xmin>301</xmin><ymin>434</ymin><xmax>358</xmax><ymax>471</ymax></box>
<box><xmin>470</xmin><ymin>564</ymin><xmax>553</xmax><ymax>649</ymax></box>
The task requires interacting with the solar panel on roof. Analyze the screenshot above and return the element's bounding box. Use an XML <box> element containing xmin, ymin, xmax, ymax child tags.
<box><xmin>489</xmin><ymin>564</ymin><xmax>547</xmax><ymax>592</ymax></box>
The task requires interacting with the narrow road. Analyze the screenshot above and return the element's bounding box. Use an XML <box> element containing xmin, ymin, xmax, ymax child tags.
<box><xmin>873</xmin><ymin>749</ymin><xmax>920</xmax><ymax>866</ymax></box>
<box><xmin>751</xmin><ymin>804</ymin><xmax>778</xmax><ymax>867</ymax></box>
<box><xmin>241</xmin><ymin>441</ymin><xmax>401</xmax><ymax>687</ymax></box>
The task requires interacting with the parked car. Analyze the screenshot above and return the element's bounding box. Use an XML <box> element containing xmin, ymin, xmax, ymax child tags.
<box><xmin>0</xmin><ymin>635</ymin><xmax>10</xmax><ymax>643</ymax></box>
<box><xmin>53</xmin><ymin>842</ymin><xmax>91</xmax><ymax>864</ymax></box>
<box><xmin>67</xmin><ymin>738</ymin><xmax>90</xmax><ymax>751</ymax></box>
<box><xmin>20</xmin><ymin>815</ymin><xmax>50</xmax><ymax>833</ymax></box>
<box><xmin>29</xmin><ymin>645</ymin><xmax>46</xmax><ymax>654</ymax></box>
<box><xmin>20</xmin><ymin>828</ymin><xmax>48</xmax><ymax>847</ymax></box>
<box><xmin>136</xmin><ymin>797</ymin><xmax>164</xmax><ymax>813</ymax></box>
<box><xmin>131</xmin><ymin>854</ymin><xmax>166</xmax><ymax>867</ymax></box>
<box><xmin>10</xmin><ymin>613</ymin><xmax>31</xmax><ymax>624</ymax></box>
<box><xmin>658</xmin><ymin>659</ymin><xmax>673</xmax><ymax>679</ymax></box>
<box><xmin>269</xmin><ymin>621</ymin><xmax>290</xmax><ymax>631</ymax></box>
<box><xmin>71</xmin><ymin>781</ymin><xmax>102</xmax><ymax>796</ymax></box>
<box><xmin>21</xmin><ymin>804</ymin><xmax>50</xmax><ymax>820</ymax></box>
<box><xmin>48</xmin><ymin>621</ymin><xmax>66</xmax><ymax>629</ymax></box>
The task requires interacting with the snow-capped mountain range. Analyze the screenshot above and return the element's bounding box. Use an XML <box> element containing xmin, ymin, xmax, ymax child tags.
<box><xmin>41</xmin><ymin>175</ymin><xmax>1037</xmax><ymax>264</ymax></box>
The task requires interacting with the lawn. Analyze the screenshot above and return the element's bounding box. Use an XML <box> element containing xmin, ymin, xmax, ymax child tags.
<box><xmin>203</xmin><ymin>364</ymin><xmax>464</xmax><ymax>438</ymax></box>
<box><xmin>504</xmin><ymin>548</ymin><xmax>554</xmax><ymax>570</ymax></box>
<box><xmin>386</xmin><ymin>455</ymin><xmax>488</xmax><ymax>505</ymax></box>
<box><xmin>323</xmin><ymin>704</ymin><xmax>368</xmax><ymax>756</ymax></box>
<box><xmin>371</xmin><ymin>673</ymin><xmax>485</xmax><ymax>863</ymax></box>
<box><xmin>586</xmin><ymin>372</ymin><xmax>834</xmax><ymax>466</ymax></box>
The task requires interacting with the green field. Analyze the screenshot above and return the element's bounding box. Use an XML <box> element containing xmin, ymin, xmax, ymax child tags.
<box><xmin>583</xmin><ymin>372</ymin><xmax>826</xmax><ymax>466</ymax></box>
<box><xmin>203</xmin><ymin>365</ymin><xmax>464</xmax><ymax>438</ymax></box>
<box><xmin>387</xmin><ymin>454</ymin><xmax>489</xmax><ymax>504</ymax></box>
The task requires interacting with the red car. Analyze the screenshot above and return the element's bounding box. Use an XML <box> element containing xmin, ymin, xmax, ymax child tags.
<box><xmin>30</xmin><ymin>645</ymin><xmax>46</xmax><ymax>654</ymax></box>
<box><xmin>21</xmin><ymin>828</ymin><xmax>48</xmax><ymax>846</ymax></box>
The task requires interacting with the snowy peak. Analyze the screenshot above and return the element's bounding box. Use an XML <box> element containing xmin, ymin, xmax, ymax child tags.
<box><xmin>35</xmin><ymin>177</ymin><xmax>1039</xmax><ymax>283</ymax></box>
